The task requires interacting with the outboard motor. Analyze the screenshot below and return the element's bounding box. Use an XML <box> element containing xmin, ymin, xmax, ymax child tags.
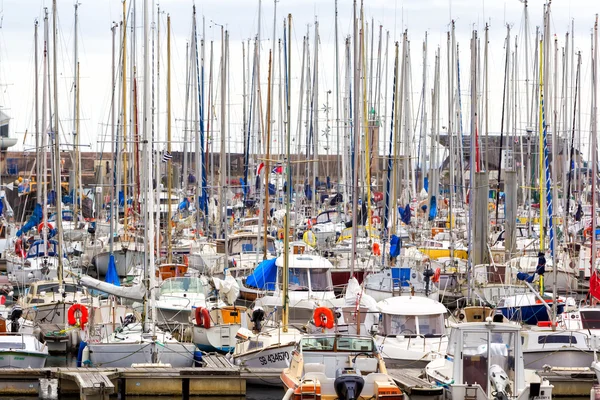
<box><xmin>8</xmin><ymin>305</ymin><xmax>23</xmax><ymax>333</ymax></box>
<box><xmin>334</xmin><ymin>368</ymin><xmax>365</xmax><ymax>400</ymax></box>
<box><xmin>489</xmin><ymin>364</ymin><xmax>510</xmax><ymax>400</ymax></box>
<box><xmin>250</xmin><ymin>307</ymin><xmax>265</xmax><ymax>332</ymax></box>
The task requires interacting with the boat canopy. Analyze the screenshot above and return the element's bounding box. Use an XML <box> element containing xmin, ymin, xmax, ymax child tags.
<box><xmin>245</xmin><ymin>258</ymin><xmax>277</xmax><ymax>290</ymax></box>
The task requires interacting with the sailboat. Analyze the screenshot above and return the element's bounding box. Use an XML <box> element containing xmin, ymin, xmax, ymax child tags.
<box><xmin>84</xmin><ymin>2</ymin><xmax>195</xmax><ymax>368</ymax></box>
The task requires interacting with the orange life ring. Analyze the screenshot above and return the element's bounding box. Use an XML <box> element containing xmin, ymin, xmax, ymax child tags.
<box><xmin>313</xmin><ymin>307</ymin><xmax>335</xmax><ymax>329</ymax></box>
<box><xmin>371</xmin><ymin>215</ymin><xmax>381</xmax><ymax>225</ymax></box>
<box><xmin>195</xmin><ymin>307</ymin><xmax>211</xmax><ymax>329</ymax></box>
<box><xmin>37</xmin><ymin>222</ymin><xmax>54</xmax><ymax>234</ymax></box>
<box><xmin>584</xmin><ymin>226</ymin><xmax>593</xmax><ymax>239</ymax></box>
<box><xmin>14</xmin><ymin>239</ymin><xmax>26</xmax><ymax>258</ymax></box>
<box><xmin>67</xmin><ymin>304</ymin><xmax>89</xmax><ymax>329</ymax></box>
<box><xmin>432</xmin><ymin>268</ymin><xmax>441</xmax><ymax>283</ymax></box>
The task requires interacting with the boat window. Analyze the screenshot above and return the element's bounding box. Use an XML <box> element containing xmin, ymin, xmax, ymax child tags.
<box><xmin>36</xmin><ymin>283</ymin><xmax>80</xmax><ymax>293</ymax></box>
<box><xmin>336</xmin><ymin>337</ymin><xmax>373</xmax><ymax>352</ymax></box>
<box><xmin>243</xmin><ymin>219</ymin><xmax>258</xmax><ymax>227</ymax></box>
<box><xmin>417</xmin><ymin>314</ymin><xmax>445</xmax><ymax>336</ymax></box>
<box><xmin>316</xmin><ymin>213</ymin><xmax>332</xmax><ymax>224</ymax></box>
<box><xmin>159</xmin><ymin>278</ymin><xmax>206</xmax><ymax>295</ymax></box>
<box><xmin>537</xmin><ymin>335</ymin><xmax>577</xmax><ymax>345</ymax></box>
<box><xmin>0</xmin><ymin>342</ymin><xmax>25</xmax><ymax>349</ymax></box>
<box><xmin>383</xmin><ymin>314</ymin><xmax>417</xmax><ymax>336</ymax></box>
<box><xmin>580</xmin><ymin>311</ymin><xmax>600</xmax><ymax>329</ymax></box>
<box><xmin>300</xmin><ymin>337</ymin><xmax>334</xmax><ymax>351</ymax></box>
<box><xmin>289</xmin><ymin>268</ymin><xmax>309</xmax><ymax>291</ymax></box>
<box><xmin>309</xmin><ymin>268</ymin><xmax>331</xmax><ymax>291</ymax></box>
<box><xmin>462</xmin><ymin>331</ymin><xmax>489</xmax><ymax>393</ymax></box>
<box><xmin>230</xmin><ymin>238</ymin><xmax>258</xmax><ymax>254</ymax></box>
<box><xmin>247</xmin><ymin>341</ymin><xmax>264</xmax><ymax>351</ymax></box>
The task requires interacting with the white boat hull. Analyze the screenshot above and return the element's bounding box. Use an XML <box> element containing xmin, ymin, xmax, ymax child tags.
<box><xmin>87</xmin><ymin>341</ymin><xmax>196</xmax><ymax>368</ymax></box>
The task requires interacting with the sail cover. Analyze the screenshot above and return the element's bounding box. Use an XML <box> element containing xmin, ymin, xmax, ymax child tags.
<box><xmin>80</xmin><ymin>275</ymin><xmax>146</xmax><ymax>301</ymax></box>
<box><xmin>245</xmin><ymin>258</ymin><xmax>277</xmax><ymax>290</ymax></box>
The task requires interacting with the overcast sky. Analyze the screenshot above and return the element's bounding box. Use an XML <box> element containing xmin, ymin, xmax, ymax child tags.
<box><xmin>0</xmin><ymin>0</ymin><xmax>597</xmax><ymax>164</ymax></box>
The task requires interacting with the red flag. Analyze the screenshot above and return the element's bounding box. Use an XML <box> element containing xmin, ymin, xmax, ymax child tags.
<box><xmin>256</xmin><ymin>162</ymin><xmax>265</xmax><ymax>175</ymax></box>
<box><xmin>272</xmin><ymin>165</ymin><xmax>283</xmax><ymax>174</ymax></box>
<box><xmin>590</xmin><ymin>271</ymin><xmax>600</xmax><ymax>301</ymax></box>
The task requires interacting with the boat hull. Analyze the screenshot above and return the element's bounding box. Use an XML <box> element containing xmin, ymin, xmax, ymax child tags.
<box><xmin>0</xmin><ymin>351</ymin><xmax>47</xmax><ymax>368</ymax></box>
<box><xmin>87</xmin><ymin>342</ymin><xmax>196</xmax><ymax>368</ymax></box>
<box><xmin>93</xmin><ymin>249</ymin><xmax>144</xmax><ymax>277</ymax></box>
<box><xmin>192</xmin><ymin>324</ymin><xmax>240</xmax><ymax>354</ymax></box>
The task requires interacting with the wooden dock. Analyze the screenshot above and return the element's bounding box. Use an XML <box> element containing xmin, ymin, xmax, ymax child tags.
<box><xmin>387</xmin><ymin>368</ymin><xmax>444</xmax><ymax>400</ymax></box>
<box><xmin>0</xmin><ymin>354</ymin><xmax>249</xmax><ymax>399</ymax></box>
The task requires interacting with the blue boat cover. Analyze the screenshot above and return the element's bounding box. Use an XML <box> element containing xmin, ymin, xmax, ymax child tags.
<box><xmin>398</xmin><ymin>203</ymin><xmax>411</xmax><ymax>225</ymax></box>
<box><xmin>389</xmin><ymin>235</ymin><xmax>401</xmax><ymax>258</ymax></box>
<box><xmin>245</xmin><ymin>258</ymin><xmax>277</xmax><ymax>290</ymax></box>
<box><xmin>105</xmin><ymin>254</ymin><xmax>120</xmax><ymax>286</ymax></box>
<box><xmin>16</xmin><ymin>203</ymin><xmax>42</xmax><ymax>237</ymax></box>
<box><xmin>428</xmin><ymin>196</ymin><xmax>437</xmax><ymax>221</ymax></box>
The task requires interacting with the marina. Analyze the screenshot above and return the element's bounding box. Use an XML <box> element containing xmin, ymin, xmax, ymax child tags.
<box><xmin>0</xmin><ymin>0</ymin><xmax>599</xmax><ymax>399</ymax></box>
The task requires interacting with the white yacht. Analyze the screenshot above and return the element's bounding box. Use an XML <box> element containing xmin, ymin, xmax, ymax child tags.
<box><xmin>374</xmin><ymin>296</ymin><xmax>448</xmax><ymax>368</ymax></box>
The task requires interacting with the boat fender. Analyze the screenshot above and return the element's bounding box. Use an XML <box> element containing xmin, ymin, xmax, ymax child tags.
<box><xmin>14</xmin><ymin>239</ymin><xmax>26</xmax><ymax>258</ymax></box>
<box><xmin>432</xmin><ymin>268</ymin><xmax>441</xmax><ymax>283</ymax></box>
<box><xmin>195</xmin><ymin>307</ymin><xmax>211</xmax><ymax>329</ymax></box>
<box><xmin>314</xmin><ymin>307</ymin><xmax>335</xmax><ymax>329</ymax></box>
<box><xmin>372</xmin><ymin>242</ymin><xmax>381</xmax><ymax>256</ymax></box>
<box><xmin>76</xmin><ymin>341</ymin><xmax>87</xmax><ymax>367</ymax></box>
<box><xmin>67</xmin><ymin>304</ymin><xmax>89</xmax><ymax>329</ymax></box>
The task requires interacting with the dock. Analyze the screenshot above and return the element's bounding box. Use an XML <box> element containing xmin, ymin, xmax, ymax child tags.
<box><xmin>537</xmin><ymin>366</ymin><xmax>597</xmax><ymax>397</ymax></box>
<box><xmin>387</xmin><ymin>368</ymin><xmax>444</xmax><ymax>400</ymax></box>
<box><xmin>0</xmin><ymin>354</ymin><xmax>248</xmax><ymax>399</ymax></box>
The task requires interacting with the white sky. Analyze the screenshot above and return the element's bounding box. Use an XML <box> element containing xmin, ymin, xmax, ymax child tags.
<box><xmin>0</xmin><ymin>0</ymin><xmax>597</xmax><ymax>162</ymax></box>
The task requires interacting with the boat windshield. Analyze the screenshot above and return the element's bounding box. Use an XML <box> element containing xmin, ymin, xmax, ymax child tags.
<box><xmin>336</xmin><ymin>337</ymin><xmax>374</xmax><ymax>352</ymax></box>
<box><xmin>159</xmin><ymin>277</ymin><xmax>206</xmax><ymax>295</ymax></box>
<box><xmin>462</xmin><ymin>330</ymin><xmax>516</xmax><ymax>395</ymax></box>
<box><xmin>580</xmin><ymin>311</ymin><xmax>600</xmax><ymax>329</ymax></box>
<box><xmin>300</xmin><ymin>336</ymin><xmax>374</xmax><ymax>352</ymax></box>
<box><xmin>288</xmin><ymin>268</ymin><xmax>309</xmax><ymax>291</ymax></box>
<box><xmin>309</xmin><ymin>268</ymin><xmax>331</xmax><ymax>291</ymax></box>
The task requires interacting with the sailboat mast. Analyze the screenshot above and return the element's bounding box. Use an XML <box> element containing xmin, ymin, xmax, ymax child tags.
<box><xmin>220</xmin><ymin>26</ymin><xmax>228</xmax><ymax>269</ymax></box>
<box><xmin>41</xmin><ymin>10</ymin><xmax>49</xmax><ymax>255</ymax></box>
<box><xmin>72</xmin><ymin>3</ymin><xmax>79</xmax><ymax>220</ymax></box>
<box><xmin>35</xmin><ymin>20</ymin><xmax>41</xmax><ymax>204</ymax></box>
<box><xmin>166</xmin><ymin>15</ymin><xmax>173</xmax><ymax>264</ymax></box>
<box><xmin>110</xmin><ymin>23</ymin><xmax>117</xmax><ymax>255</ymax></box>
<box><xmin>122</xmin><ymin>0</ymin><xmax>129</xmax><ymax>235</ymax></box>
<box><xmin>52</xmin><ymin>0</ymin><xmax>64</xmax><ymax>287</ymax></box>
<box><xmin>334</xmin><ymin>0</ymin><xmax>341</xmax><ymax>196</ymax></box>
<box><xmin>282</xmin><ymin>13</ymin><xmax>292</xmax><ymax>333</ymax></box>
<box><xmin>591</xmin><ymin>16</ymin><xmax>598</xmax><ymax>281</ymax></box>
<box><xmin>263</xmin><ymin>51</ymin><xmax>273</xmax><ymax>261</ymax></box>
<box><xmin>350</xmin><ymin>0</ymin><xmax>360</xmax><ymax>277</ymax></box>
<box><xmin>143</xmin><ymin>0</ymin><xmax>156</xmax><ymax>332</ymax></box>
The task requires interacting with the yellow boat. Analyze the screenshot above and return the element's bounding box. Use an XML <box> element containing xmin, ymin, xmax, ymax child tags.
<box><xmin>418</xmin><ymin>239</ymin><xmax>468</xmax><ymax>260</ymax></box>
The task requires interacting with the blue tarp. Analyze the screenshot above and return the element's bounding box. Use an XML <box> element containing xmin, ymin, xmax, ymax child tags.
<box><xmin>245</xmin><ymin>258</ymin><xmax>277</xmax><ymax>290</ymax></box>
<box><xmin>389</xmin><ymin>235</ymin><xmax>401</xmax><ymax>258</ymax></box>
<box><xmin>178</xmin><ymin>198</ymin><xmax>190</xmax><ymax>211</ymax></box>
<box><xmin>398</xmin><ymin>203</ymin><xmax>411</xmax><ymax>225</ymax></box>
<box><xmin>16</xmin><ymin>203</ymin><xmax>43</xmax><ymax>237</ymax></box>
<box><xmin>105</xmin><ymin>254</ymin><xmax>120</xmax><ymax>286</ymax></box>
<box><xmin>268</xmin><ymin>183</ymin><xmax>276</xmax><ymax>195</ymax></box>
<box><xmin>424</xmin><ymin>177</ymin><xmax>429</xmax><ymax>192</ymax></box>
<box><xmin>428</xmin><ymin>196</ymin><xmax>437</xmax><ymax>221</ymax></box>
